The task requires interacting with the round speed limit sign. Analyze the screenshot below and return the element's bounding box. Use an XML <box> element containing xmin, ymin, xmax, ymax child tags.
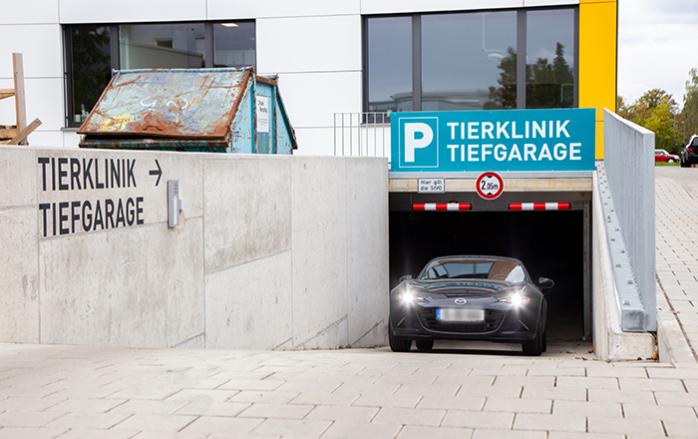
<box><xmin>476</xmin><ymin>172</ymin><xmax>504</xmax><ymax>200</ymax></box>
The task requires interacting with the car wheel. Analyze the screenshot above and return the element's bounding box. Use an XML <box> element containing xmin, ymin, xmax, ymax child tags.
<box><xmin>388</xmin><ymin>322</ymin><xmax>412</xmax><ymax>352</ymax></box>
<box><xmin>668</xmin><ymin>159</ymin><xmax>675</xmax><ymax>163</ymax></box>
<box><xmin>542</xmin><ymin>332</ymin><xmax>547</xmax><ymax>353</ymax></box>
<box><xmin>523</xmin><ymin>303</ymin><xmax>546</xmax><ymax>356</ymax></box>
<box><xmin>522</xmin><ymin>330</ymin><xmax>544</xmax><ymax>356</ymax></box>
<box><xmin>416</xmin><ymin>339</ymin><xmax>434</xmax><ymax>352</ymax></box>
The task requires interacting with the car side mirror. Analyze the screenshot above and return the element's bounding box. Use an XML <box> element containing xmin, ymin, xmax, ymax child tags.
<box><xmin>538</xmin><ymin>277</ymin><xmax>555</xmax><ymax>290</ymax></box>
<box><xmin>399</xmin><ymin>275</ymin><xmax>413</xmax><ymax>283</ymax></box>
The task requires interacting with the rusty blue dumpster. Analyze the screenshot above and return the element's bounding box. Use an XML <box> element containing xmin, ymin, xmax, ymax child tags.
<box><xmin>78</xmin><ymin>67</ymin><xmax>296</xmax><ymax>154</ymax></box>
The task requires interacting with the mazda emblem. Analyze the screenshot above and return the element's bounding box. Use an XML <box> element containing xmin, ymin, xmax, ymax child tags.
<box><xmin>454</xmin><ymin>298</ymin><xmax>467</xmax><ymax>305</ymax></box>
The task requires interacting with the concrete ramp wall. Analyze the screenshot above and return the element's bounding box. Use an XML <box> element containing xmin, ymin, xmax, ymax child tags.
<box><xmin>0</xmin><ymin>146</ymin><xmax>389</xmax><ymax>350</ymax></box>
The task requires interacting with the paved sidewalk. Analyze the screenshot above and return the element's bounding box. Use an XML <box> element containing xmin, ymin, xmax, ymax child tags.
<box><xmin>655</xmin><ymin>168</ymin><xmax>698</xmax><ymax>363</ymax></box>
<box><xmin>1</xmin><ymin>342</ymin><xmax>698</xmax><ymax>439</ymax></box>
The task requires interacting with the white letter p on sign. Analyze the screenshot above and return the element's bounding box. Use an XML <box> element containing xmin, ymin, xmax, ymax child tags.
<box><xmin>404</xmin><ymin>122</ymin><xmax>433</xmax><ymax>163</ymax></box>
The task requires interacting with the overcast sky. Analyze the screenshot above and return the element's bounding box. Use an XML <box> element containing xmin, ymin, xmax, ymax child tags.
<box><xmin>618</xmin><ymin>0</ymin><xmax>698</xmax><ymax>106</ymax></box>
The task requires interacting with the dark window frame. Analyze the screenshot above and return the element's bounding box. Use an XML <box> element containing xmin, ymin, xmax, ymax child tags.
<box><xmin>63</xmin><ymin>19</ymin><xmax>256</xmax><ymax>128</ymax></box>
<box><xmin>362</xmin><ymin>5</ymin><xmax>579</xmax><ymax>114</ymax></box>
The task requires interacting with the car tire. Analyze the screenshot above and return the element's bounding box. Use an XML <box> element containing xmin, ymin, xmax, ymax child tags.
<box><xmin>542</xmin><ymin>332</ymin><xmax>547</xmax><ymax>353</ymax></box>
<box><xmin>416</xmin><ymin>339</ymin><xmax>434</xmax><ymax>352</ymax></box>
<box><xmin>389</xmin><ymin>323</ymin><xmax>412</xmax><ymax>352</ymax></box>
<box><xmin>522</xmin><ymin>330</ymin><xmax>544</xmax><ymax>356</ymax></box>
<box><xmin>523</xmin><ymin>302</ymin><xmax>546</xmax><ymax>356</ymax></box>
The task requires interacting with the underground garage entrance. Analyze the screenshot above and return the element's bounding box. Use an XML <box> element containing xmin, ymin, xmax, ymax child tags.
<box><xmin>389</xmin><ymin>192</ymin><xmax>592</xmax><ymax>348</ymax></box>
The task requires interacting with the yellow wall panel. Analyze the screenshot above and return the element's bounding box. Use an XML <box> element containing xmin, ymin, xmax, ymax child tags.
<box><xmin>579</xmin><ymin>0</ymin><xmax>617</xmax><ymax>159</ymax></box>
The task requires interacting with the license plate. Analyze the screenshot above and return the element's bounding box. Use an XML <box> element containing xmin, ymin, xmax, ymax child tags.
<box><xmin>436</xmin><ymin>308</ymin><xmax>485</xmax><ymax>322</ymax></box>
<box><xmin>418</xmin><ymin>178</ymin><xmax>445</xmax><ymax>194</ymax></box>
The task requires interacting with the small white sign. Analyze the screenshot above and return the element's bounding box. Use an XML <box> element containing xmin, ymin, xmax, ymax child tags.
<box><xmin>255</xmin><ymin>96</ymin><xmax>270</xmax><ymax>133</ymax></box>
<box><xmin>418</xmin><ymin>178</ymin><xmax>445</xmax><ymax>194</ymax></box>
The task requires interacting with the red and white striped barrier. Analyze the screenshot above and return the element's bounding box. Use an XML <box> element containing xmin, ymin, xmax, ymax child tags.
<box><xmin>412</xmin><ymin>202</ymin><xmax>472</xmax><ymax>212</ymax></box>
<box><xmin>508</xmin><ymin>202</ymin><xmax>571</xmax><ymax>211</ymax></box>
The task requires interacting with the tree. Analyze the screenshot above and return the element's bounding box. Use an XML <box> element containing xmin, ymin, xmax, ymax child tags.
<box><xmin>679</xmin><ymin>68</ymin><xmax>698</xmax><ymax>141</ymax></box>
<box><xmin>643</xmin><ymin>100</ymin><xmax>683</xmax><ymax>153</ymax></box>
<box><xmin>618</xmin><ymin>88</ymin><xmax>683</xmax><ymax>153</ymax></box>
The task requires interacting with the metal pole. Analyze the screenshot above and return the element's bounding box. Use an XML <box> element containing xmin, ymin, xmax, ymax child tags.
<box><xmin>382</xmin><ymin>113</ymin><xmax>386</xmax><ymax>157</ymax></box>
<box><xmin>373</xmin><ymin>113</ymin><xmax>377</xmax><ymax>157</ymax></box>
<box><xmin>583</xmin><ymin>200</ymin><xmax>592</xmax><ymax>340</ymax></box>
<box><xmin>349</xmin><ymin>113</ymin><xmax>353</xmax><ymax>156</ymax></box>
<box><xmin>357</xmin><ymin>113</ymin><xmax>361</xmax><ymax>156</ymax></box>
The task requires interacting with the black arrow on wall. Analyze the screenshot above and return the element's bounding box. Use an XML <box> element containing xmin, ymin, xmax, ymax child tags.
<box><xmin>149</xmin><ymin>159</ymin><xmax>162</xmax><ymax>186</ymax></box>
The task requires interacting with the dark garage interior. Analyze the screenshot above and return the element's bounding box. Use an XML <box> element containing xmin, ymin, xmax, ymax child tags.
<box><xmin>389</xmin><ymin>210</ymin><xmax>586</xmax><ymax>342</ymax></box>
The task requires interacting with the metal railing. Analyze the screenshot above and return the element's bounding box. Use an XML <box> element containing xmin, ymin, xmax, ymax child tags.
<box><xmin>601</xmin><ymin>109</ymin><xmax>656</xmax><ymax>331</ymax></box>
<box><xmin>333</xmin><ymin>112</ymin><xmax>391</xmax><ymax>158</ymax></box>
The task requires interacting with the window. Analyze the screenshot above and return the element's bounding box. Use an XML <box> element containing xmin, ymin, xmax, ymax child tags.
<box><xmin>364</xmin><ymin>7</ymin><xmax>577</xmax><ymax>112</ymax></box>
<box><xmin>214</xmin><ymin>22</ymin><xmax>256</xmax><ymax>67</ymax></box>
<box><xmin>420</xmin><ymin>258</ymin><xmax>526</xmax><ymax>282</ymax></box>
<box><xmin>526</xmin><ymin>9</ymin><xmax>575</xmax><ymax>108</ymax></box>
<box><xmin>64</xmin><ymin>21</ymin><xmax>256</xmax><ymax>127</ymax></box>
<box><xmin>422</xmin><ymin>11</ymin><xmax>517</xmax><ymax>110</ymax></box>
<box><xmin>366</xmin><ymin>16</ymin><xmax>413</xmax><ymax>112</ymax></box>
<box><xmin>65</xmin><ymin>25</ymin><xmax>114</xmax><ymax>125</ymax></box>
<box><xmin>119</xmin><ymin>23</ymin><xmax>207</xmax><ymax>69</ymax></box>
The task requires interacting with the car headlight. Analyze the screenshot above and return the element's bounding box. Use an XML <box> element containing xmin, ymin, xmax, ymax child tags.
<box><xmin>400</xmin><ymin>290</ymin><xmax>415</xmax><ymax>306</ymax></box>
<box><xmin>498</xmin><ymin>291</ymin><xmax>531</xmax><ymax>307</ymax></box>
<box><xmin>399</xmin><ymin>288</ymin><xmax>424</xmax><ymax>306</ymax></box>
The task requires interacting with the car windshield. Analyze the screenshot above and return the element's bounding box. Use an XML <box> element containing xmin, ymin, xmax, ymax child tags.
<box><xmin>420</xmin><ymin>258</ymin><xmax>527</xmax><ymax>283</ymax></box>
<box><xmin>692</xmin><ymin>138</ymin><xmax>698</xmax><ymax>147</ymax></box>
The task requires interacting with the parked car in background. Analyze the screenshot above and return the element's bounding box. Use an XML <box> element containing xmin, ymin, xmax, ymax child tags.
<box><xmin>655</xmin><ymin>149</ymin><xmax>680</xmax><ymax>164</ymax></box>
<box><xmin>680</xmin><ymin>135</ymin><xmax>698</xmax><ymax>167</ymax></box>
<box><xmin>389</xmin><ymin>256</ymin><xmax>554</xmax><ymax>356</ymax></box>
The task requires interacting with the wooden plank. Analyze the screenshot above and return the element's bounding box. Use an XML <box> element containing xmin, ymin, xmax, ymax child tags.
<box><xmin>0</xmin><ymin>127</ymin><xmax>17</xmax><ymax>139</ymax></box>
<box><xmin>0</xmin><ymin>88</ymin><xmax>14</xmax><ymax>100</ymax></box>
<box><xmin>8</xmin><ymin>118</ymin><xmax>40</xmax><ymax>145</ymax></box>
<box><xmin>12</xmin><ymin>53</ymin><xmax>27</xmax><ymax>145</ymax></box>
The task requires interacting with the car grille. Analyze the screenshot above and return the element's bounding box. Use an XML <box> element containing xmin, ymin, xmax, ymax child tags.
<box><xmin>417</xmin><ymin>308</ymin><xmax>505</xmax><ymax>333</ymax></box>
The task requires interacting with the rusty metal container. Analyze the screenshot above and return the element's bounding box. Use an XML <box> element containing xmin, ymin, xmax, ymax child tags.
<box><xmin>78</xmin><ymin>67</ymin><xmax>296</xmax><ymax>154</ymax></box>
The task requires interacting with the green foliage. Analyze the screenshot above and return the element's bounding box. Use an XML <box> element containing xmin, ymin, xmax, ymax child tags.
<box><xmin>618</xmin><ymin>89</ymin><xmax>683</xmax><ymax>154</ymax></box>
<box><xmin>679</xmin><ymin>68</ymin><xmax>698</xmax><ymax>141</ymax></box>
<box><xmin>643</xmin><ymin>100</ymin><xmax>683</xmax><ymax>153</ymax></box>
<box><xmin>620</xmin><ymin>69</ymin><xmax>698</xmax><ymax>154</ymax></box>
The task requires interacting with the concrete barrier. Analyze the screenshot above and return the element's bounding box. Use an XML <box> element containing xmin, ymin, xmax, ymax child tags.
<box><xmin>592</xmin><ymin>172</ymin><xmax>655</xmax><ymax>360</ymax></box>
<box><xmin>0</xmin><ymin>145</ymin><xmax>389</xmax><ymax>350</ymax></box>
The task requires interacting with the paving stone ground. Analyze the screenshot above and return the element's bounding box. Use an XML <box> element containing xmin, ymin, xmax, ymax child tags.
<box><xmin>0</xmin><ymin>341</ymin><xmax>697</xmax><ymax>439</ymax></box>
<box><xmin>2</xmin><ymin>167</ymin><xmax>698</xmax><ymax>438</ymax></box>
<box><xmin>656</xmin><ymin>167</ymin><xmax>698</xmax><ymax>361</ymax></box>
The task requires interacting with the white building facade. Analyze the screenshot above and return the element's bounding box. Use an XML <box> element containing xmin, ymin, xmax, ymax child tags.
<box><xmin>0</xmin><ymin>0</ymin><xmax>584</xmax><ymax>154</ymax></box>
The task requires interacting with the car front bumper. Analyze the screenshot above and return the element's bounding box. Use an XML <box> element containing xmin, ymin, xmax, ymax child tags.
<box><xmin>390</xmin><ymin>303</ymin><xmax>542</xmax><ymax>343</ymax></box>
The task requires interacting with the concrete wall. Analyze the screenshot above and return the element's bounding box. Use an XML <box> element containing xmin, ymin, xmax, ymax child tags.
<box><xmin>592</xmin><ymin>172</ymin><xmax>654</xmax><ymax>361</ymax></box>
<box><xmin>0</xmin><ymin>145</ymin><xmax>389</xmax><ymax>349</ymax></box>
<box><xmin>603</xmin><ymin>110</ymin><xmax>656</xmax><ymax>331</ymax></box>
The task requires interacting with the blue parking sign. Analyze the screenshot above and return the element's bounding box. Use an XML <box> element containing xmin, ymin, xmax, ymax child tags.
<box><xmin>390</xmin><ymin>108</ymin><xmax>595</xmax><ymax>173</ymax></box>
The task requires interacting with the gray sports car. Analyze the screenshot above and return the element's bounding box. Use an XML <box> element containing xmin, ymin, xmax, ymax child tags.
<box><xmin>389</xmin><ymin>256</ymin><xmax>554</xmax><ymax>356</ymax></box>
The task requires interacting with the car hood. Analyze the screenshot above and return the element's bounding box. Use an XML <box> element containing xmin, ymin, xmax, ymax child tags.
<box><xmin>406</xmin><ymin>279</ymin><xmax>516</xmax><ymax>296</ymax></box>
